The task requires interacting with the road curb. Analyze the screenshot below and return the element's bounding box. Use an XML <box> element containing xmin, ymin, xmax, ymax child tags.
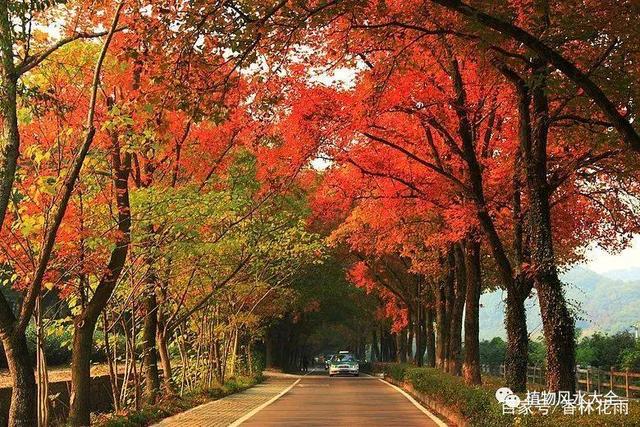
<box><xmin>379</xmin><ymin>377</ymin><xmax>449</xmax><ymax>426</ymax></box>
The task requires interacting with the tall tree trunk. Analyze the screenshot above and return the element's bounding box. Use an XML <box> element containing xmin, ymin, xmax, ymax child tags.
<box><xmin>157</xmin><ymin>328</ymin><xmax>174</xmax><ymax>393</ymax></box>
<box><xmin>1</xmin><ymin>6</ymin><xmax>122</xmax><ymax>425</ymax></box>
<box><xmin>3</xmin><ymin>333</ymin><xmax>36</xmax><ymax>427</ymax></box>
<box><xmin>68</xmin><ymin>139</ymin><xmax>131</xmax><ymax>427</ymax></box>
<box><xmin>496</xmin><ymin>60</ymin><xmax>575</xmax><ymax>393</ymax></box>
<box><xmin>528</xmin><ymin>71</ymin><xmax>575</xmax><ymax>393</ymax></box>
<box><xmin>156</xmin><ymin>283</ymin><xmax>174</xmax><ymax>393</ymax></box>
<box><xmin>103</xmin><ymin>311</ymin><xmax>120</xmax><ymax>413</ymax></box>
<box><xmin>463</xmin><ymin>239</ymin><xmax>482</xmax><ymax>385</ymax></box>
<box><xmin>142</xmin><ymin>258</ymin><xmax>160</xmax><ymax>404</ymax></box>
<box><xmin>505</xmin><ymin>284</ymin><xmax>529</xmax><ymax>392</ymax></box>
<box><xmin>371</xmin><ymin>328</ymin><xmax>380</xmax><ymax>362</ymax></box>
<box><xmin>69</xmin><ymin>321</ymin><xmax>95</xmax><ymax>427</ymax></box>
<box><xmin>425</xmin><ymin>307</ymin><xmax>436</xmax><ymax>368</ymax></box>
<box><xmin>447</xmin><ymin>53</ymin><xmax>532</xmax><ymax>387</ymax></box>
<box><xmin>396</xmin><ymin>331</ymin><xmax>407</xmax><ymax>363</ymax></box>
<box><xmin>387</xmin><ymin>331</ymin><xmax>397</xmax><ymax>362</ymax></box>
<box><xmin>414</xmin><ymin>305</ymin><xmax>425</xmax><ymax>367</ymax></box>
<box><xmin>406</xmin><ymin>316</ymin><xmax>414</xmax><ymax>362</ymax></box>
<box><xmin>435</xmin><ymin>279</ymin><xmax>448</xmax><ymax>369</ymax></box>
<box><xmin>448</xmin><ymin>244</ymin><xmax>466</xmax><ymax>376</ymax></box>
<box><xmin>265</xmin><ymin>331</ymin><xmax>274</xmax><ymax>369</ymax></box>
<box><xmin>380</xmin><ymin>326</ymin><xmax>388</xmax><ymax>362</ymax></box>
<box><xmin>0</xmin><ymin>0</ymin><xmax>21</xmax><ymax>232</ymax></box>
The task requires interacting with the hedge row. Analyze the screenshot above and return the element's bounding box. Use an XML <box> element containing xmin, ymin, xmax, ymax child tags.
<box><xmin>376</xmin><ymin>363</ymin><xmax>640</xmax><ymax>426</ymax></box>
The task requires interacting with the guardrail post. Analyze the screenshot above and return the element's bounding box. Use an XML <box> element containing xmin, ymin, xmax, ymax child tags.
<box><xmin>610</xmin><ymin>366</ymin><xmax>614</xmax><ymax>391</ymax></box>
<box><xmin>625</xmin><ymin>368</ymin><xmax>630</xmax><ymax>398</ymax></box>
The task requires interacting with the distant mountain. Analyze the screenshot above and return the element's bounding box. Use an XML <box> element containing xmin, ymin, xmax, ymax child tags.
<box><xmin>479</xmin><ymin>266</ymin><xmax>640</xmax><ymax>340</ymax></box>
<box><xmin>598</xmin><ymin>267</ymin><xmax>640</xmax><ymax>282</ymax></box>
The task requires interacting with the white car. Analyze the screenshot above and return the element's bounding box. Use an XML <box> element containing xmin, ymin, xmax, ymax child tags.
<box><xmin>328</xmin><ymin>352</ymin><xmax>359</xmax><ymax>377</ymax></box>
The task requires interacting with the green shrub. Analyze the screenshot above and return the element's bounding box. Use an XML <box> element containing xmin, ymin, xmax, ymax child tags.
<box><xmin>376</xmin><ymin>362</ymin><xmax>412</xmax><ymax>381</ymax></box>
<box><xmin>25</xmin><ymin>325</ymin><xmax>72</xmax><ymax>366</ymax></box>
<box><xmin>402</xmin><ymin>367</ymin><xmax>509</xmax><ymax>426</ymax></box>
<box><xmin>375</xmin><ymin>364</ymin><xmax>640</xmax><ymax>427</ymax></box>
<box><xmin>620</xmin><ymin>343</ymin><xmax>640</xmax><ymax>371</ymax></box>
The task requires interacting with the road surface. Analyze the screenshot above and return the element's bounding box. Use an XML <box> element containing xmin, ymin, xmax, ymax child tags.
<box><xmin>238</xmin><ymin>369</ymin><xmax>444</xmax><ymax>426</ymax></box>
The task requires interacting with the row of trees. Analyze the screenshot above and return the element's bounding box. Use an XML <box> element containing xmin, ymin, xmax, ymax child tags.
<box><xmin>248</xmin><ymin>0</ymin><xmax>640</xmax><ymax>396</ymax></box>
<box><xmin>0</xmin><ymin>1</ymin><xmax>330</xmax><ymax>426</ymax></box>
<box><xmin>0</xmin><ymin>0</ymin><xmax>639</xmax><ymax>425</ymax></box>
<box><xmin>481</xmin><ymin>331</ymin><xmax>640</xmax><ymax>372</ymax></box>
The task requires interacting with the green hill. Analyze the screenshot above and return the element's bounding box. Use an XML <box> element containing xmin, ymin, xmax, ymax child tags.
<box><xmin>479</xmin><ymin>266</ymin><xmax>640</xmax><ymax>339</ymax></box>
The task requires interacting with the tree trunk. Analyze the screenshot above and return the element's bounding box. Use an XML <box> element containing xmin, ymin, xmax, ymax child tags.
<box><xmin>380</xmin><ymin>326</ymin><xmax>388</xmax><ymax>362</ymax></box>
<box><xmin>69</xmin><ymin>321</ymin><xmax>95</xmax><ymax>426</ymax></box>
<box><xmin>371</xmin><ymin>328</ymin><xmax>380</xmax><ymax>362</ymax></box>
<box><xmin>436</xmin><ymin>252</ymin><xmax>454</xmax><ymax>370</ymax></box>
<box><xmin>528</xmin><ymin>68</ymin><xmax>575</xmax><ymax>392</ymax></box>
<box><xmin>425</xmin><ymin>307</ymin><xmax>436</xmax><ymax>368</ymax></box>
<box><xmin>435</xmin><ymin>281</ymin><xmax>448</xmax><ymax>369</ymax></box>
<box><xmin>448</xmin><ymin>54</ymin><xmax>531</xmax><ymax>387</ymax></box>
<box><xmin>396</xmin><ymin>331</ymin><xmax>407</xmax><ymax>363</ymax></box>
<box><xmin>505</xmin><ymin>286</ymin><xmax>529</xmax><ymax>392</ymax></box>
<box><xmin>103</xmin><ymin>311</ymin><xmax>120</xmax><ymax>413</ymax></box>
<box><xmin>142</xmin><ymin>272</ymin><xmax>160</xmax><ymax>404</ymax></box>
<box><xmin>497</xmin><ymin>60</ymin><xmax>576</xmax><ymax>393</ymax></box>
<box><xmin>463</xmin><ymin>239</ymin><xmax>482</xmax><ymax>385</ymax></box>
<box><xmin>406</xmin><ymin>317</ymin><xmax>414</xmax><ymax>362</ymax></box>
<box><xmin>387</xmin><ymin>331</ymin><xmax>397</xmax><ymax>362</ymax></box>
<box><xmin>157</xmin><ymin>329</ymin><xmax>174</xmax><ymax>393</ymax></box>
<box><xmin>448</xmin><ymin>244</ymin><xmax>466</xmax><ymax>376</ymax></box>
<box><xmin>265</xmin><ymin>332</ymin><xmax>274</xmax><ymax>369</ymax></box>
<box><xmin>68</xmin><ymin>138</ymin><xmax>131</xmax><ymax>426</ymax></box>
<box><xmin>414</xmin><ymin>305</ymin><xmax>425</xmax><ymax>367</ymax></box>
<box><xmin>3</xmin><ymin>334</ymin><xmax>36</xmax><ymax>427</ymax></box>
<box><xmin>0</xmin><ymin>2</ymin><xmax>21</xmax><ymax>232</ymax></box>
<box><xmin>536</xmin><ymin>273</ymin><xmax>575</xmax><ymax>391</ymax></box>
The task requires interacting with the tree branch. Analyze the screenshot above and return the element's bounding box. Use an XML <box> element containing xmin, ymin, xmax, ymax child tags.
<box><xmin>430</xmin><ymin>0</ymin><xmax>640</xmax><ymax>151</ymax></box>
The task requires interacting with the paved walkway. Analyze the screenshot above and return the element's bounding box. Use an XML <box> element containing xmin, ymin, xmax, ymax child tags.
<box><xmin>153</xmin><ymin>376</ymin><xmax>297</xmax><ymax>427</ymax></box>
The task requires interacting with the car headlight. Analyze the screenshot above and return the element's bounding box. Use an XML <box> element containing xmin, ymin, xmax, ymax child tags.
<box><xmin>354</xmin><ymin>364</ymin><xmax>359</xmax><ymax>369</ymax></box>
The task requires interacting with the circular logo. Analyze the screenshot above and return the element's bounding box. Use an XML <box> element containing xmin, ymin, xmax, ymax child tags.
<box><xmin>504</xmin><ymin>394</ymin><xmax>521</xmax><ymax>408</ymax></box>
<box><xmin>495</xmin><ymin>387</ymin><xmax>512</xmax><ymax>403</ymax></box>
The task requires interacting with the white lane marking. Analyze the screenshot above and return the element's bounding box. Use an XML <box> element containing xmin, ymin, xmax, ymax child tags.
<box><xmin>378</xmin><ymin>378</ymin><xmax>448</xmax><ymax>427</ymax></box>
<box><xmin>228</xmin><ymin>379</ymin><xmax>301</xmax><ymax>426</ymax></box>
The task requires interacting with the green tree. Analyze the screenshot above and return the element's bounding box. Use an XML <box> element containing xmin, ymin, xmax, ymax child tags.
<box><xmin>575</xmin><ymin>331</ymin><xmax>636</xmax><ymax>369</ymax></box>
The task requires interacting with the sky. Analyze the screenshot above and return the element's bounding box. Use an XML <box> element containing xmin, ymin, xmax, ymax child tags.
<box><xmin>584</xmin><ymin>235</ymin><xmax>640</xmax><ymax>273</ymax></box>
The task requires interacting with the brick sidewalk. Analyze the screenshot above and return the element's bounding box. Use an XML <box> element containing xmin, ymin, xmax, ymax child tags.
<box><xmin>153</xmin><ymin>377</ymin><xmax>297</xmax><ymax>427</ymax></box>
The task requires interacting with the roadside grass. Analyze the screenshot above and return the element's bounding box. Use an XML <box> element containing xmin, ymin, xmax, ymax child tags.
<box><xmin>376</xmin><ymin>363</ymin><xmax>640</xmax><ymax>426</ymax></box>
<box><xmin>92</xmin><ymin>374</ymin><xmax>264</xmax><ymax>427</ymax></box>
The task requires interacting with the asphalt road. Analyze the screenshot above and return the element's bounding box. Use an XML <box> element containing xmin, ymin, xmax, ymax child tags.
<box><xmin>241</xmin><ymin>369</ymin><xmax>444</xmax><ymax>426</ymax></box>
